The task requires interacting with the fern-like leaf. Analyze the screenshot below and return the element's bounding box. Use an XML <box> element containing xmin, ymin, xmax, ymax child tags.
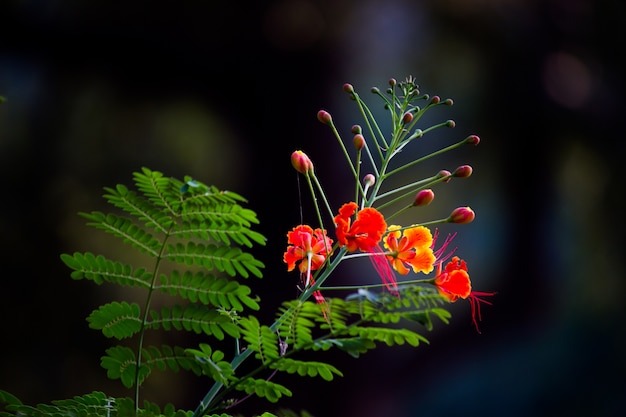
<box><xmin>133</xmin><ymin>168</ymin><xmax>183</xmax><ymax>214</ymax></box>
<box><xmin>185</xmin><ymin>343</ymin><xmax>234</xmax><ymax>385</ymax></box>
<box><xmin>87</xmin><ymin>301</ymin><xmax>143</xmax><ymax>339</ymax></box>
<box><xmin>312</xmin><ymin>337</ymin><xmax>376</xmax><ymax>358</ymax></box>
<box><xmin>239</xmin><ymin>316</ymin><xmax>280</xmax><ymax>365</ymax></box>
<box><xmin>141</xmin><ymin>344</ymin><xmax>206</xmax><ymax>377</ymax></box>
<box><xmin>404</xmin><ymin>308</ymin><xmax>452</xmax><ymax>330</ymax></box>
<box><xmin>348</xmin><ymin>326</ymin><xmax>427</xmax><ymax>347</ymax></box>
<box><xmin>172</xmin><ymin>219</ymin><xmax>265</xmax><ymax>248</ymax></box>
<box><xmin>56</xmin><ymin>168</ymin><xmax>267</xmax><ymax>409</ymax></box>
<box><xmin>164</xmin><ymin>242</ymin><xmax>263</xmax><ymax>278</ymax></box>
<box><xmin>103</xmin><ymin>183</ymin><xmax>175</xmax><ymax>233</ymax></box>
<box><xmin>158</xmin><ymin>270</ymin><xmax>259</xmax><ymax>311</ymax></box>
<box><xmin>60</xmin><ymin>252</ymin><xmax>153</xmax><ymax>287</ymax></box>
<box><xmin>80</xmin><ymin>211</ymin><xmax>163</xmax><ymax>256</ymax></box>
<box><xmin>275</xmin><ymin>301</ymin><xmax>319</xmax><ymax>349</ymax></box>
<box><xmin>101</xmin><ymin>346</ymin><xmax>150</xmax><ymax>388</ymax></box>
<box><xmin>0</xmin><ymin>392</ymin><xmax>124</xmax><ymax>417</ymax></box>
<box><xmin>234</xmin><ymin>378</ymin><xmax>292</xmax><ymax>403</ymax></box>
<box><xmin>148</xmin><ymin>304</ymin><xmax>240</xmax><ymax>340</ymax></box>
<box><xmin>269</xmin><ymin>358</ymin><xmax>343</xmax><ymax>381</ymax></box>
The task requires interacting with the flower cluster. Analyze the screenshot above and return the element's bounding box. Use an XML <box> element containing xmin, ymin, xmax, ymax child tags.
<box><xmin>283</xmin><ymin>77</ymin><xmax>494</xmax><ymax>332</ymax></box>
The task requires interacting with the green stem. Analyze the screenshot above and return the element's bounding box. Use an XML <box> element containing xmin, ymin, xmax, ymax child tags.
<box><xmin>384</xmin><ymin>139</ymin><xmax>467</xmax><ymax>179</ymax></box>
<box><xmin>134</xmin><ymin>224</ymin><xmax>173</xmax><ymax>411</ymax></box>
<box><xmin>354</xmin><ymin>90</ymin><xmax>388</xmax><ymax>156</ymax></box>
<box><xmin>327</xmin><ymin>119</ymin><xmax>359</xmax><ymax>181</ymax></box>
<box><xmin>309</xmin><ymin>172</ymin><xmax>334</xmax><ymax>225</ymax></box>
<box><xmin>321</xmin><ymin>277</ymin><xmax>432</xmax><ymax>292</ymax></box>
<box><xmin>374</xmin><ymin>176</ymin><xmax>438</xmax><ymax>205</ymax></box>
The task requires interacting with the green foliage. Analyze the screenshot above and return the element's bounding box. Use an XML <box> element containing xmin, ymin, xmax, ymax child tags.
<box><xmin>0</xmin><ymin>390</ymin><xmax>194</xmax><ymax>417</ymax></box>
<box><xmin>272</xmin><ymin>285</ymin><xmax>449</xmax><ymax>360</ymax></box>
<box><xmin>57</xmin><ymin>168</ymin><xmax>267</xmax><ymax>411</ymax></box>
<box><xmin>232</xmin><ymin>378</ymin><xmax>292</xmax><ymax>403</ymax></box>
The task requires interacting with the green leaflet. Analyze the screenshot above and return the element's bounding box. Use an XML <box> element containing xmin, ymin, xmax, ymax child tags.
<box><xmin>148</xmin><ymin>304</ymin><xmax>240</xmax><ymax>340</ymax></box>
<box><xmin>239</xmin><ymin>316</ymin><xmax>280</xmax><ymax>365</ymax></box>
<box><xmin>164</xmin><ymin>242</ymin><xmax>264</xmax><ymax>278</ymax></box>
<box><xmin>184</xmin><ymin>344</ymin><xmax>233</xmax><ymax>385</ymax></box>
<box><xmin>268</xmin><ymin>358</ymin><xmax>343</xmax><ymax>381</ymax></box>
<box><xmin>234</xmin><ymin>378</ymin><xmax>292</xmax><ymax>403</ymax></box>
<box><xmin>88</xmin><ymin>301</ymin><xmax>142</xmax><ymax>339</ymax></box>
<box><xmin>80</xmin><ymin>211</ymin><xmax>163</xmax><ymax>256</ymax></box>
<box><xmin>0</xmin><ymin>392</ymin><xmax>194</xmax><ymax>417</ymax></box>
<box><xmin>157</xmin><ymin>270</ymin><xmax>259</xmax><ymax>311</ymax></box>
<box><xmin>60</xmin><ymin>252</ymin><xmax>153</xmax><ymax>287</ymax></box>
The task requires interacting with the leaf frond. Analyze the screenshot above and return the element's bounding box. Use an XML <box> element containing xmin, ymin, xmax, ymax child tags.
<box><xmin>148</xmin><ymin>304</ymin><xmax>240</xmax><ymax>340</ymax></box>
<box><xmin>103</xmin><ymin>183</ymin><xmax>175</xmax><ymax>233</ymax></box>
<box><xmin>276</xmin><ymin>301</ymin><xmax>319</xmax><ymax>349</ymax></box>
<box><xmin>60</xmin><ymin>252</ymin><xmax>153</xmax><ymax>287</ymax></box>
<box><xmin>87</xmin><ymin>301</ymin><xmax>143</xmax><ymax>339</ymax></box>
<box><xmin>185</xmin><ymin>343</ymin><xmax>234</xmax><ymax>385</ymax></box>
<box><xmin>234</xmin><ymin>378</ymin><xmax>292</xmax><ymax>403</ymax></box>
<box><xmin>269</xmin><ymin>358</ymin><xmax>343</xmax><ymax>381</ymax></box>
<box><xmin>158</xmin><ymin>270</ymin><xmax>259</xmax><ymax>311</ymax></box>
<box><xmin>141</xmin><ymin>344</ymin><xmax>206</xmax><ymax>377</ymax></box>
<box><xmin>171</xmin><ymin>219</ymin><xmax>265</xmax><ymax>248</ymax></box>
<box><xmin>133</xmin><ymin>168</ymin><xmax>183</xmax><ymax>215</ymax></box>
<box><xmin>80</xmin><ymin>211</ymin><xmax>162</xmax><ymax>257</ymax></box>
<box><xmin>101</xmin><ymin>346</ymin><xmax>150</xmax><ymax>388</ymax></box>
<box><xmin>238</xmin><ymin>317</ymin><xmax>280</xmax><ymax>365</ymax></box>
<box><xmin>164</xmin><ymin>242</ymin><xmax>264</xmax><ymax>278</ymax></box>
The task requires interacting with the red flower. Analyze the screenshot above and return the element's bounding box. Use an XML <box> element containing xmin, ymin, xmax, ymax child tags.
<box><xmin>334</xmin><ymin>202</ymin><xmax>387</xmax><ymax>252</ymax></box>
<box><xmin>434</xmin><ymin>256</ymin><xmax>471</xmax><ymax>301</ymax></box>
<box><xmin>334</xmin><ymin>202</ymin><xmax>397</xmax><ymax>292</ymax></box>
<box><xmin>283</xmin><ymin>225</ymin><xmax>333</xmax><ymax>274</ymax></box>
<box><xmin>434</xmin><ymin>256</ymin><xmax>495</xmax><ymax>333</ymax></box>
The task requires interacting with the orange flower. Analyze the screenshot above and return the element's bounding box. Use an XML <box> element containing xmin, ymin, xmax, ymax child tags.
<box><xmin>384</xmin><ymin>225</ymin><xmax>436</xmax><ymax>275</ymax></box>
<box><xmin>283</xmin><ymin>225</ymin><xmax>333</xmax><ymax>274</ymax></box>
<box><xmin>283</xmin><ymin>225</ymin><xmax>333</xmax><ymax>318</ymax></box>
<box><xmin>334</xmin><ymin>202</ymin><xmax>387</xmax><ymax>252</ymax></box>
<box><xmin>434</xmin><ymin>256</ymin><xmax>495</xmax><ymax>333</ymax></box>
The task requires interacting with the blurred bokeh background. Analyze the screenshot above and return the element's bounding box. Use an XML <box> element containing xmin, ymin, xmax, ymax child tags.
<box><xmin>1</xmin><ymin>0</ymin><xmax>625</xmax><ymax>416</ymax></box>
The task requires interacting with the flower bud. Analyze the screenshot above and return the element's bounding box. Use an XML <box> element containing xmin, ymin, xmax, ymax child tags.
<box><xmin>413</xmin><ymin>189</ymin><xmax>434</xmax><ymax>206</ymax></box>
<box><xmin>402</xmin><ymin>112</ymin><xmax>413</xmax><ymax>124</ymax></box>
<box><xmin>291</xmin><ymin>150</ymin><xmax>313</xmax><ymax>174</ymax></box>
<box><xmin>351</xmin><ymin>124</ymin><xmax>362</xmax><ymax>134</ymax></box>
<box><xmin>465</xmin><ymin>135</ymin><xmax>480</xmax><ymax>145</ymax></box>
<box><xmin>343</xmin><ymin>83</ymin><xmax>354</xmax><ymax>93</ymax></box>
<box><xmin>430</xmin><ymin>95</ymin><xmax>440</xmax><ymax>104</ymax></box>
<box><xmin>317</xmin><ymin>110</ymin><xmax>332</xmax><ymax>125</ymax></box>
<box><xmin>363</xmin><ymin>174</ymin><xmax>376</xmax><ymax>187</ymax></box>
<box><xmin>437</xmin><ymin>170</ymin><xmax>452</xmax><ymax>183</ymax></box>
<box><xmin>446</xmin><ymin>120</ymin><xmax>456</xmax><ymax>128</ymax></box>
<box><xmin>389</xmin><ymin>78</ymin><xmax>397</xmax><ymax>87</ymax></box>
<box><xmin>353</xmin><ymin>134</ymin><xmax>365</xmax><ymax>150</ymax></box>
<box><xmin>444</xmin><ymin>98</ymin><xmax>454</xmax><ymax>106</ymax></box>
<box><xmin>453</xmin><ymin>165</ymin><xmax>473</xmax><ymax>178</ymax></box>
<box><xmin>448</xmin><ymin>206</ymin><xmax>475</xmax><ymax>224</ymax></box>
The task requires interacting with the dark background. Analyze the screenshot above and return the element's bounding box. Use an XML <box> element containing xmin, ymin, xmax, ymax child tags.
<box><xmin>1</xmin><ymin>1</ymin><xmax>625</xmax><ymax>416</ymax></box>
